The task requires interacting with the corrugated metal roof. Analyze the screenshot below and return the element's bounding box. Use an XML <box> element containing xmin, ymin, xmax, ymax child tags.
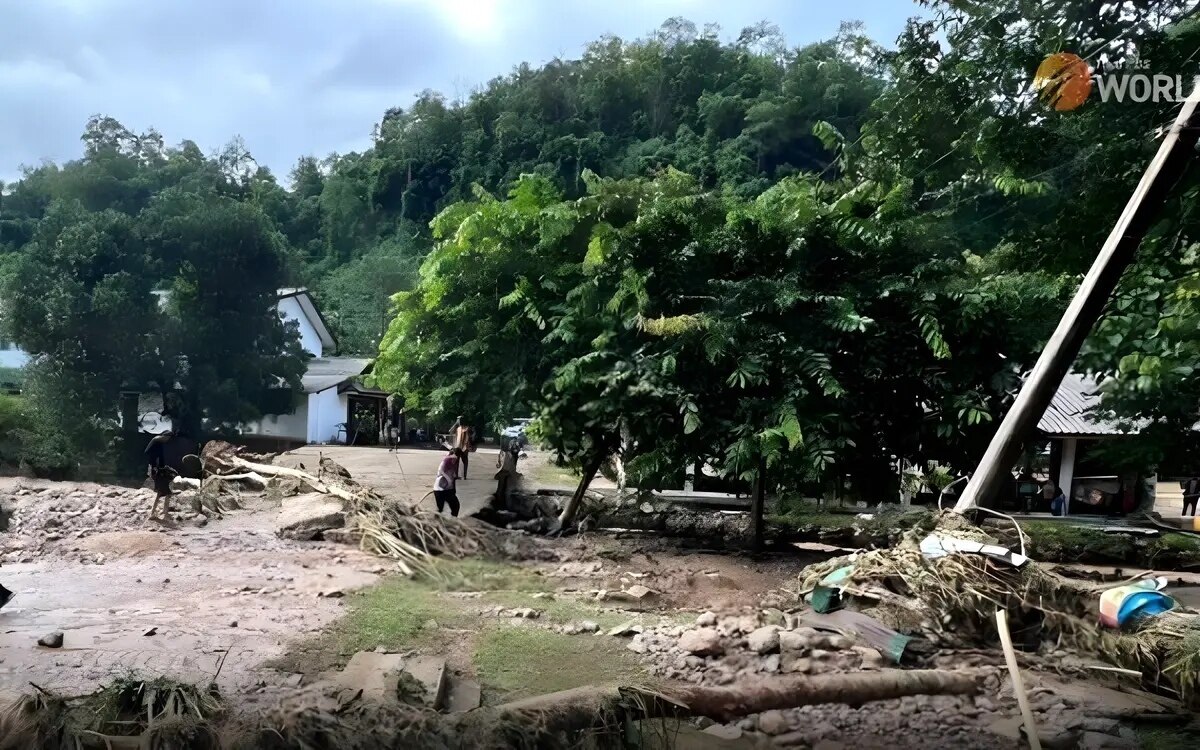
<box><xmin>302</xmin><ymin>357</ymin><xmax>371</xmax><ymax>394</ymax></box>
<box><xmin>1037</xmin><ymin>372</ymin><xmax>1134</xmax><ymax>436</ymax></box>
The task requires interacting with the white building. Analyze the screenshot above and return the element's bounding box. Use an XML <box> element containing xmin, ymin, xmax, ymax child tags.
<box><xmin>142</xmin><ymin>288</ymin><xmax>387</xmax><ymax>447</ymax></box>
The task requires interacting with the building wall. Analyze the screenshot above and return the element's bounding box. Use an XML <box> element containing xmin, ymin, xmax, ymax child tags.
<box><xmin>277</xmin><ymin>296</ymin><xmax>322</xmax><ymax>357</ymax></box>
<box><xmin>308</xmin><ymin>388</ymin><xmax>348</xmax><ymax>444</ymax></box>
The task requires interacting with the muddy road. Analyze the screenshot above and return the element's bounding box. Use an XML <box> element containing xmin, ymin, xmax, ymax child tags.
<box><xmin>0</xmin><ymin>478</ymin><xmax>403</xmax><ymax>705</ymax></box>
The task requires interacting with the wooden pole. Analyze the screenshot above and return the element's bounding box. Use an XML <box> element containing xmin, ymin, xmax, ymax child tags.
<box><xmin>996</xmin><ymin>609</ymin><xmax>1041</xmax><ymax>750</ymax></box>
<box><xmin>955</xmin><ymin>87</ymin><xmax>1200</xmax><ymax>511</ymax></box>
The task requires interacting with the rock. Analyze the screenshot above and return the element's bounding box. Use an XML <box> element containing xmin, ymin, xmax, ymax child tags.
<box><xmin>779</xmin><ymin>630</ymin><xmax>810</xmax><ymax>653</ymax></box>
<box><xmin>578</xmin><ymin>620</ymin><xmax>599</xmax><ymax>633</ymax></box>
<box><xmin>37</xmin><ymin>631</ymin><xmax>64</xmax><ymax>648</ymax></box>
<box><xmin>679</xmin><ymin>628</ymin><xmax>723</xmax><ymax>656</ymax></box>
<box><xmin>757</xmin><ymin>710</ymin><xmax>790</xmax><ymax>736</ymax></box>
<box><xmin>746</xmin><ymin>625</ymin><xmax>780</xmax><ymax>654</ymax></box>
<box><xmin>851</xmin><ymin>645</ymin><xmax>885</xmax><ymax>669</ymax></box>
<box><xmin>607</xmin><ymin>621</ymin><xmax>643</xmax><ymax>637</ymax></box>
<box><xmin>230</xmin><ymin>621</ymin><xmax>238</xmax><ymax>628</ymax></box>
<box><xmin>762</xmin><ymin>608</ymin><xmax>786</xmax><ymax>627</ymax></box>
<box><xmin>1079</xmin><ymin>731</ymin><xmax>1137</xmax><ymax>750</ymax></box>
<box><xmin>1080</xmin><ymin>719</ymin><xmax>1120</xmax><ymax>735</ymax></box>
<box><xmin>813</xmin><ymin>742</ymin><xmax>846</xmax><ymax>750</ymax></box>
<box><xmin>696</xmin><ymin>611</ymin><xmax>717</xmax><ymax>627</ymax></box>
<box><xmin>143</xmin><ymin>627</ymin><xmax>158</xmax><ymax>637</ymax></box>
<box><xmin>627</xmin><ymin>636</ymin><xmax>649</xmax><ymax>654</ymax></box>
<box><xmin>622</xmin><ymin>584</ymin><xmax>656</xmax><ymax>600</ymax></box>
<box><xmin>423</xmin><ymin>619</ymin><xmax>440</xmax><ymax>630</ymax></box>
<box><xmin>702</xmin><ymin>724</ymin><xmax>743</xmax><ymax>740</ymax></box>
<box><xmin>275</xmin><ymin>493</ymin><xmax>346</xmax><ymax>541</ymax></box>
<box><xmin>782</xmin><ymin>657</ymin><xmax>812</xmax><ymax>674</ymax></box>
<box><xmin>761</xmin><ymin>654</ymin><xmax>781</xmax><ymax>673</ymax></box>
<box><xmin>1039</xmin><ymin>729</ymin><xmax>1083</xmax><ymax>750</ymax></box>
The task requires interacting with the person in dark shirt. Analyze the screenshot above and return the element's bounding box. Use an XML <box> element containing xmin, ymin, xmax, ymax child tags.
<box><xmin>145</xmin><ymin>431</ymin><xmax>178</xmax><ymax>520</ymax></box>
<box><xmin>1182</xmin><ymin>477</ymin><xmax>1200</xmax><ymax>517</ymax></box>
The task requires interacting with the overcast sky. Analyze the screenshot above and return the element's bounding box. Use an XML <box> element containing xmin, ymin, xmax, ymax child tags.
<box><xmin>0</xmin><ymin>0</ymin><xmax>921</xmax><ymax>184</ymax></box>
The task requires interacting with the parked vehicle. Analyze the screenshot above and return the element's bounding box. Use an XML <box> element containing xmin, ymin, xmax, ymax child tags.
<box><xmin>501</xmin><ymin>418</ymin><xmax>533</xmax><ymax>446</ymax></box>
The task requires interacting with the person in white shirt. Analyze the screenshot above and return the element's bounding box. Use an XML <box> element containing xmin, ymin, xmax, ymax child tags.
<box><xmin>434</xmin><ymin>450</ymin><xmax>461</xmax><ymax>516</ymax></box>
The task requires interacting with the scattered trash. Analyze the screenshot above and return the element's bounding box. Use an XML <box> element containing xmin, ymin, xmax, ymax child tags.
<box><xmin>800</xmin><ymin>609</ymin><xmax>913</xmax><ymax>664</ymax></box>
<box><xmin>919</xmin><ymin>533</ymin><xmax>1028</xmax><ymax>567</ymax></box>
<box><xmin>1099</xmin><ymin>578</ymin><xmax>1174</xmax><ymax>629</ymax></box>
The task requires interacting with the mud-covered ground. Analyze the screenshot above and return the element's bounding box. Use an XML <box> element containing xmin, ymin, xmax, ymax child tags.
<box><xmin>0</xmin><ymin>451</ymin><xmax>1195</xmax><ymax>749</ymax></box>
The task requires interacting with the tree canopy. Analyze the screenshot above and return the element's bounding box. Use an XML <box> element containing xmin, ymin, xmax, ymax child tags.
<box><xmin>5</xmin><ymin>4</ymin><xmax>1200</xmax><ymax>490</ymax></box>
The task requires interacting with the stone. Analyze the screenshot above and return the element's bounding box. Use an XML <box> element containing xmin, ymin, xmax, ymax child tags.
<box><xmin>757</xmin><ymin>710</ymin><xmax>790</xmax><ymax>736</ymax></box>
<box><xmin>626</xmin><ymin>636</ymin><xmax>648</xmax><ymax>654</ymax></box>
<box><xmin>762</xmin><ymin>608</ymin><xmax>787</xmax><ymax>627</ymax></box>
<box><xmin>779</xmin><ymin>630</ymin><xmax>810</xmax><ymax>653</ymax></box>
<box><xmin>814</xmin><ymin>741</ymin><xmax>846</xmax><ymax>750</ymax></box>
<box><xmin>1079</xmin><ymin>731</ymin><xmax>1137</xmax><ymax>750</ymax></box>
<box><xmin>37</xmin><ymin>631</ymin><xmax>64</xmax><ymax>648</ymax></box>
<box><xmin>761</xmin><ymin>654</ymin><xmax>781</xmax><ymax>673</ymax></box>
<box><xmin>275</xmin><ymin>493</ymin><xmax>346</xmax><ymax>541</ymax></box>
<box><xmin>607</xmin><ymin>621</ymin><xmax>643</xmax><ymax>637</ymax></box>
<box><xmin>578</xmin><ymin>620</ymin><xmax>599</xmax><ymax>633</ymax></box>
<box><xmin>852</xmin><ymin>645</ymin><xmax>885</xmax><ymax>669</ymax></box>
<box><xmin>746</xmin><ymin>625</ymin><xmax>780</xmax><ymax>654</ymax></box>
<box><xmin>702</xmin><ymin>724</ymin><xmax>743</xmax><ymax>740</ymax></box>
<box><xmin>679</xmin><ymin>628</ymin><xmax>723</xmax><ymax>656</ymax></box>
<box><xmin>782</xmin><ymin>657</ymin><xmax>813</xmax><ymax>674</ymax></box>
<box><xmin>696</xmin><ymin>611</ymin><xmax>717</xmax><ymax>627</ymax></box>
<box><xmin>1080</xmin><ymin>719</ymin><xmax>1120</xmax><ymax>735</ymax></box>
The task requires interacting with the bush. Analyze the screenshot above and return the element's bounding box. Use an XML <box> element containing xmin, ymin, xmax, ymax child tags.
<box><xmin>0</xmin><ymin>393</ymin><xmax>77</xmax><ymax>477</ymax></box>
<box><xmin>0</xmin><ymin>393</ymin><xmax>28</xmax><ymax>466</ymax></box>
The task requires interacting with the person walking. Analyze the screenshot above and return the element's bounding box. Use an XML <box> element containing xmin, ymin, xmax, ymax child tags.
<box><xmin>433</xmin><ymin>450</ymin><xmax>461</xmax><ymax>517</ymax></box>
<box><xmin>493</xmin><ymin>439</ymin><xmax>520</xmax><ymax>510</ymax></box>
<box><xmin>145</xmin><ymin>430</ymin><xmax>178</xmax><ymax>521</ymax></box>
<box><xmin>452</xmin><ymin>416</ymin><xmax>474</xmax><ymax>479</ymax></box>
<box><xmin>1181</xmin><ymin>476</ymin><xmax>1200</xmax><ymax>517</ymax></box>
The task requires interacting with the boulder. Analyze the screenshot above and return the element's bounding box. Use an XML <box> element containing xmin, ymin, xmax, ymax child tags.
<box><xmin>38</xmin><ymin>631</ymin><xmax>64</xmax><ymax>648</ymax></box>
<box><xmin>757</xmin><ymin>709</ymin><xmax>791</xmax><ymax>735</ymax></box>
<box><xmin>779</xmin><ymin>630</ymin><xmax>810</xmax><ymax>653</ymax></box>
<box><xmin>696</xmin><ymin>611</ymin><xmax>717</xmax><ymax>627</ymax></box>
<box><xmin>746</xmin><ymin>625</ymin><xmax>780</xmax><ymax>654</ymax></box>
<box><xmin>679</xmin><ymin>628</ymin><xmax>724</xmax><ymax>656</ymax></box>
<box><xmin>275</xmin><ymin>493</ymin><xmax>346</xmax><ymax>541</ymax></box>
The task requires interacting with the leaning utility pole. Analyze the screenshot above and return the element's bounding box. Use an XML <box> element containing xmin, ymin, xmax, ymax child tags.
<box><xmin>955</xmin><ymin>86</ymin><xmax>1200</xmax><ymax>511</ymax></box>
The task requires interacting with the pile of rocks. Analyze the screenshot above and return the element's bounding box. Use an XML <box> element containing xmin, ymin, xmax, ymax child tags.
<box><xmin>622</xmin><ymin>609</ymin><xmax>1155</xmax><ymax>749</ymax></box>
<box><xmin>627</xmin><ymin>609</ymin><xmax>879</xmax><ymax>686</ymax></box>
<box><xmin>0</xmin><ymin>483</ymin><xmax>206</xmax><ymax>562</ymax></box>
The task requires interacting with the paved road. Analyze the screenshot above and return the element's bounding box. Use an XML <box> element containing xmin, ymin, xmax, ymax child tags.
<box><xmin>283</xmin><ymin>445</ymin><xmax>504</xmax><ymax>517</ymax></box>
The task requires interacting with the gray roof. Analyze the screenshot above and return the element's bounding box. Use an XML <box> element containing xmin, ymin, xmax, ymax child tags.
<box><xmin>1037</xmin><ymin>372</ymin><xmax>1133</xmax><ymax>436</ymax></box>
<box><xmin>302</xmin><ymin>357</ymin><xmax>371</xmax><ymax>394</ymax></box>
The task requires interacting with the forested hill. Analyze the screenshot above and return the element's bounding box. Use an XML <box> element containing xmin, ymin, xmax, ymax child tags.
<box><xmin>0</xmin><ymin>19</ymin><xmax>882</xmax><ymax>355</ymax></box>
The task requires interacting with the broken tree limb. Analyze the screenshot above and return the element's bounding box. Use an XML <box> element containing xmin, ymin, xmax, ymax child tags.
<box><xmin>494</xmin><ymin>669</ymin><xmax>980</xmax><ymax>734</ymax></box>
<box><xmin>214</xmin><ymin>457</ymin><xmax>357</xmax><ymax>502</ymax></box>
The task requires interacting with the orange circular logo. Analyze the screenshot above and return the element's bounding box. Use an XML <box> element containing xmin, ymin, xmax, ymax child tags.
<box><xmin>1035</xmin><ymin>53</ymin><xmax>1092</xmax><ymax>111</ymax></box>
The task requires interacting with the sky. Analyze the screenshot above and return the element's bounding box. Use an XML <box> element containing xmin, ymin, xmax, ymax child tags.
<box><xmin>0</xmin><ymin>0</ymin><xmax>922</xmax><ymax>184</ymax></box>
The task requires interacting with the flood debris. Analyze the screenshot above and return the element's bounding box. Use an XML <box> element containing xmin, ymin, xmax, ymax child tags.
<box><xmin>796</xmin><ymin>510</ymin><xmax>1200</xmax><ymax>708</ymax></box>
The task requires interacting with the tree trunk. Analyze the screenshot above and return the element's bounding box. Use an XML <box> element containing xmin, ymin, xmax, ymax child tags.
<box><xmin>493</xmin><ymin>669</ymin><xmax>979</xmax><ymax>735</ymax></box>
<box><xmin>751</xmin><ymin>454</ymin><xmax>766</xmax><ymax>552</ymax></box>
<box><xmin>558</xmin><ymin>453</ymin><xmax>604</xmax><ymax>527</ymax></box>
